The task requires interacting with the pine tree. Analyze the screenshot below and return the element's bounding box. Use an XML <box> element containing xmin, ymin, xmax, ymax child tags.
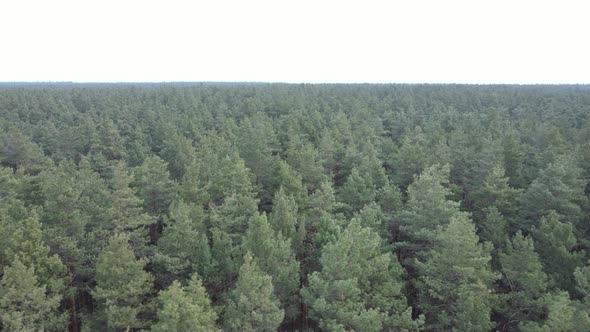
<box><xmin>400</xmin><ymin>164</ymin><xmax>467</xmax><ymax>256</ymax></box>
<box><xmin>520</xmin><ymin>158</ymin><xmax>586</xmax><ymax>230</ymax></box>
<box><xmin>269</xmin><ymin>186</ymin><xmax>299</xmax><ymax>244</ymax></box>
<box><xmin>0</xmin><ymin>127</ymin><xmax>47</xmax><ymax>172</ymax></box>
<box><xmin>152</xmin><ymin>274</ymin><xmax>219</xmax><ymax>332</ymax></box>
<box><xmin>223</xmin><ymin>252</ymin><xmax>284</xmax><ymax>332</ymax></box>
<box><xmin>532</xmin><ymin>211</ymin><xmax>585</xmax><ymax>294</ymax></box>
<box><xmin>244</xmin><ymin>213</ymin><xmax>300</xmax><ymax>321</ymax></box>
<box><xmin>184</xmin><ymin>134</ymin><xmax>254</xmax><ymax>206</ymax></box>
<box><xmin>520</xmin><ymin>291</ymin><xmax>583</xmax><ymax>332</ymax></box>
<box><xmin>107</xmin><ymin>161</ymin><xmax>155</xmax><ymax>254</ymax></box>
<box><xmin>92</xmin><ymin>233</ymin><xmax>154</xmax><ymax>330</ymax></box>
<box><xmin>496</xmin><ymin>231</ymin><xmax>548</xmax><ymax>329</ymax></box>
<box><xmin>338</xmin><ymin>167</ymin><xmax>376</xmax><ymax>214</ymax></box>
<box><xmin>575</xmin><ymin>260</ymin><xmax>590</xmax><ymax>303</ymax></box>
<box><xmin>273</xmin><ymin>158</ymin><xmax>308</xmax><ymax>207</ymax></box>
<box><xmin>132</xmin><ymin>155</ymin><xmax>177</xmax><ymax>217</ymax></box>
<box><xmin>159</xmin><ymin>129</ymin><xmax>194</xmax><ymax>181</ymax></box>
<box><xmin>415</xmin><ymin>214</ymin><xmax>496</xmax><ymax>331</ymax></box>
<box><xmin>502</xmin><ymin>130</ymin><xmax>525</xmax><ymax>188</ymax></box>
<box><xmin>352</xmin><ymin>202</ymin><xmax>390</xmax><ymax>243</ymax></box>
<box><xmin>302</xmin><ymin>221</ymin><xmax>422</xmax><ymax>331</ymax></box>
<box><xmin>0</xmin><ymin>258</ymin><xmax>66</xmax><ymax>331</ymax></box>
<box><xmin>286</xmin><ymin>142</ymin><xmax>328</xmax><ymax>194</ymax></box>
<box><xmin>387</xmin><ymin>128</ymin><xmax>431</xmax><ymax>192</ymax></box>
<box><xmin>89</xmin><ymin>117</ymin><xmax>126</xmax><ymax>162</ymax></box>
<box><xmin>301</xmin><ymin>181</ymin><xmax>344</xmax><ymax>275</ymax></box>
<box><xmin>470</xmin><ymin>164</ymin><xmax>521</xmax><ymax>226</ymax></box>
<box><xmin>5</xmin><ymin>209</ymin><xmax>67</xmax><ymax>299</ymax></box>
<box><xmin>479</xmin><ymin>207</ymin><xmax>509</xmax><ymax>256</ymax></box>
<box><xmin>153</xmin><ymin>200</ymin><xmax>211</xmax><ymax>287</ymax></box>
<box><xmin>235</xmin><ymin>113</ymin><xmax>279</xmax><ymax>210</ymax></box>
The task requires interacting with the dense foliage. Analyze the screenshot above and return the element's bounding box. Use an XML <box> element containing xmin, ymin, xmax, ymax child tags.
<box><xmin>1</xmin><ymin>83</ymin><xmax>590</xmax><ymax>331</ymax></box>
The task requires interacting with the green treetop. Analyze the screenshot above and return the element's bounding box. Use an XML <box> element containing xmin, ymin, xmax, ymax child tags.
<box><xmin>415</xmin><ymin>214</ymin><xmax>497</xmax><ymax>331</ymax></box>
<box><xmin>244</xmin><ymin>213</ymin><xmax>300</xmax><ymax>321</ymax></box>
<box><xmin>303</xmin><ymin>221</ymin><xmax>423</xmax><ymax>331</ymax></box>
<box><xmin>92</xmin><ymin>233</ymin><xmax>154</xmax><ymax>331</ymax></box>
<box><xmin>223</xmin><ymin>252</ymin><xmax>284</xmax><ymax>332</ymax></box>
<box><xmin>0</xmin><ymin>258</ymin><xmax>67</xmax><ymax>331</ymax></box>
<box><xmin>152</xmin><ymin>274</ymin><xmax>219</xmax><ymax>332</ymax></box>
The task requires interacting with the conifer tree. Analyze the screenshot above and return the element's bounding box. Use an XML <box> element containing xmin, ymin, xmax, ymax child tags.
<box><xmin>159</xmin><ymin>129</ymin><xmax>194</xmax><ymax>181</ymax></box>
<box><xmin>387</xmin><ymin>128</ymin><xmax>435</xmax><ymax>191</ymax></box>
<box><xmin>286</xmin><ymin>142</ymin><xmax>328</xmax><ymax>193</ymax></box>
<box><xmin>532</xmin><ymin>211</ymin><xmax>585</xmax><ymax>294</ymax></box>
<box><xmin>107</xmin><ymin>161</ymin><xmax>154</xmax><ymax>254</ymax></box>
<box><xmin>479</xmin><ymin>207</ymin><xmax>509</xmax><ymax>256</ymax></box>
<box><xmin>244</xmin><ymin>213</ymin><xmax>300</xmax><ymax>320</ymax></box>
<box><xmin>400</xmin><ymin>164</ymin><xmax>467</xmax><ymax>256</ymax></box>
<box><xmin>520</xmin><ymin>158</ymin><xmax>586</xmax><ymax>229</ymax></box>
<box><xmin>338</xmin><ymin>167</ymin><xmax>376</xmax><ymax>213</ymax></box>
<box><xmin>92</xmin><ymin>233</ymin><xmax>154</xmax><ymax>330</ymax></box>
<box><xmin>301</xmin><ymin>181</ymin><xmax>344</xmax><ymax>274</ymax></box>
<box><xmin>2</xmin><ymin>203</ymin><xmax>69</xmax><ymax>329</ymax></box>
<box><xmin>152</xmin><ymin>274</ymin><xmax>219</xmax><ymax>332</ymax></box>
<box><xmin>520</xmin><ymin>291</ymin><xmax>584</xmax><ymax>332</ymax></box>
<box><xmin>154</xmin><ymin>200</ymin><xmax>211</xmax><ymax>287</ymax></box>
<box><xmin>0</xmin><ymin>127</ymin><xmax>47</xmax><ymax>172</ymax></box>
<box><xmin>269</xmin><ymin>186</ymin><xmax>299</xmax><ymax>244</ymax></box>
<box><xmin>0</xmin><ymin>258</ymin><xmax>66</xmax><ymax>331</ymax></box>
<box><xmin>223</xmin><ymin>252</ymin><xmax>284</xmax><ymax>332</ymax></box>
<box><xmin>470</xmin><ymin>164</ymin><xmax>521</xmax><ymax>225</ymax></box>
<box><xmin>496</xmin><ymin>231</ymin><xmax>548</xmax><ymax>329</ymax></box>
<box><xmin>415</xmin><ymin>214</ymin><xmax>496</xmax><ymax>331</ymax></box>
<box><xmin>235</xmin><ymin>113</ymin><xmax>279</xmax><ymax>209</ymax></box>
<box><xmin>184</xmin><ymin>135</ymin><xmax>254</xmax><ymax>206</ymax></box>
<box><xmin>303</xmin><ymin>221</ymin><xmax>422</xmax><ymax>331</ymax></box>
<box><xmin>132</xmin><ymin>155</ymin><xmax>177</xmax><ymax>217</ymax></box>
<box><xmin>273</xmin><ymin>157</ymin><xmax>308</xmax><ymax>207</ymax></box>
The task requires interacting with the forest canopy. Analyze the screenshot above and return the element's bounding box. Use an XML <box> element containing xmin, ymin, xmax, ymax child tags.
<box><xmin>1</xmin><ymin>83</ymin><xmax>590</xmax><ymax>331</ymax></box>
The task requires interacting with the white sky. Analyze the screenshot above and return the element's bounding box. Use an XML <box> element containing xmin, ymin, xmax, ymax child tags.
<box><xmin>1</xmin><ymin>0</ymin><xmax>589</xmax><ymax>84</ymax></box>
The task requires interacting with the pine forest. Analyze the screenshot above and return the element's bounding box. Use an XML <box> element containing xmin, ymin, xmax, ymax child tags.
<box><xmin>1</xmin><ymin>83</ymin><xmax>590</xmax><ymax>331</ymax></box>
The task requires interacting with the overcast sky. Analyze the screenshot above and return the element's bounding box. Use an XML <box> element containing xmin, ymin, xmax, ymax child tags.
<box><xmin>1</xmin><ymin>0</ymin><xmax>589</xmax><ymax>84</ymax></box>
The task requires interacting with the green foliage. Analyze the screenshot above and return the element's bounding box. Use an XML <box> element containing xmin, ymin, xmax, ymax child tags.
<box><xmin>338</xmin><ymin>167</ymin><xmax>376</xmax><ymax>213</ymax></box>
<box><xmin>303</xmin><ymin>221</ymin><xmax>423</xmax><ymax>331</ymax></box>
<box><xmin>0</xmin><ymin>127</ymin><xmax>47</xmax><ymax>172</ymax></box>
<box><xmin>153</xmin><ymin>200</ymin><xmax>211</xmax><ymax>286</ymax></box>
<box><xmin>575</xmin><ymin>260</ymin><xmax>590</xmax><ymax>301</ymax></box>
<box><xmin>496</xmin><ymin>232</ymin><xmax>548</xmax><ymax>329</ymax></box>
<box><xmin>520</xmin><ymin>291</ymin><xmax>588</xmax><ymax>332</ymax></box>
<box><xmin>2</xmin><ymin>84</ymin><xmax>590</xmax><ymax>330</ymax></box>
<box><xmin>470</xmin><ymin>164</ymin><xmax>522</xmax><ymax>226</ymax></box>
<box><xmin>532</xmin><ymin>211</ymin><xmax>585</xmax><ymax>294</ymax></box>
<box><xmin>132</xmin><ymin>155</ymin><xmax>177</xmax><ymax>216</ymax></box>
<box><xmin>182</xmin><ymin>134</ymin><xmax>254</xmax><ymax>206</ymax></box>
<box><xmin>235</xmin><ymin>113</ymin><xmax>280</xmax><ymax>209</ymax></box>
<box><xmin>152</xmin><ymin>274</ymin><xmax>219</xmax><ymax>332</ymax></box>
<box><xmin>287</xmin><ymin>142</ymin><xmax>328</xmax><ymax>193</ymax></box>
<box><xmin>500</xmin><ymin>232</ymin><xmax>548</xmax><ymax>296</ymax></box>
<box><xmin>159</xmin><ymin>128</ymin><xmax>194</xmax><ymax>180</ymax></box>
<box><xmin>7</xmin><ymin>210</ymin><xmax>67</xmax><ymax>286</ymax></box>
<box><xmin>223</xmin><ymin>252</ymin><xmax>284</xmax><ymax>332</ymax></box>
<box><xmin>416</xmin><ymin>214</ymin><xmax>496</xmax><ymax>331</ymax></box>
<box><xmin>244</xmin><ymin>213</ymin><xmax>300</xmax><ymax>321</ymax></box>
<box><xmin>479</xmin><ymin>207</ymin><xmax>509</xmax><ymax>254</ymax></box>
<box><xmin>0</xmin><ymin>258</ymin><xmax>67</xmax><ymax>332</ymax></box>
<box><xmin>269</xmin><ymin>186</ymin><xmax>299</xmax><ymax>242</ymax></box>
<box><xmin>92</xmin><ymin>233</ymin><xmax>154</xmax><ymax>330</ymax></box>
<box><xmin>520</xmin><ymin>157</ymin><xmax>586</xmax><ymax>228</ymax></box>
<box><xmin>400</xmin><ymin>164</ymin><xmax>467</xmax><ymax>256</ymax></box>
